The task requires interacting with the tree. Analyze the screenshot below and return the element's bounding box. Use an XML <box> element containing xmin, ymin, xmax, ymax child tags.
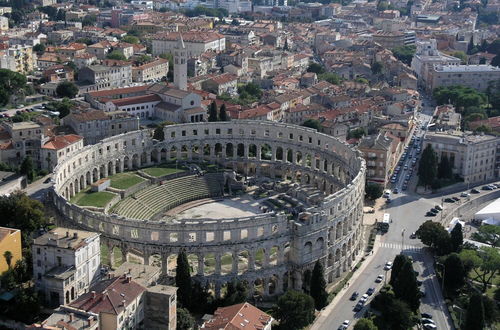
<box><xmin>231</xmin><ymin>18</ymin><xmax>240</xmax><ymax>25</ymax></box>
<box><xmin>472</xmin><ymin>224</ymin><xmax>500</xmax><ymax>247</ymax></box>
<box><xmin>56</xmin><ymin>81</ymin><xmax>78</xmax><ymax>98</ymax></box>
<box><xmin>310</xmin><ymin>261</ymin><xmax>328</xmax><ymax>310</ymax></box>
<box><xmin>190</xmin><ymin>281</ymin><xmax>213</xmax><ymax>314</ymax></box>
<box><xmin>301</xmin><ymin>119</ymin><xmax>321</xmax><ymax>131</ymax></box>
<box><xmin>122</xmin><ymin>35</ymin><xmax>140</xmax><ymax>44</ymax></box>
<box><xmin>464</xmin><ymin>293</ymin><xmax>485</xmax><ymax>330</ymax></box>
<box><xmin>391</xmin><ymin>45</ymin><xmax>416</xmax><ymax>66</ymax></box>
<box><xmin>371</xmin><ymin>291</ymin><xmax>413</xmax><ymax>330</ymax></box>
<box><xmin>392</xmin><ymin>259</ymin><xmax>420</xmax><ymax>311</ymax></box>
<box><xmin>371</xmin><ymin>61</ymin><xmax>383</xmax><ymax>74</ymax></box>
<box><xmin>33</xmin><ymin>43</ymin><xmax>45</xmax><ymax>53</ymax></box>
<box><xmin>354</xmin><ymin>318</ymin><xmax>378</xmax><ymax>330</ymax></box>
<box><xmin>492</xmin><ymin>54</ymin><xmax>500</xmax><ymax>67</ymax></box>
<box><xmin>365</xmin><ymin>182</ymin><xmax>383</xmax><ymax>200</ymax></box>
<box><xmin>443</xmin><ymin>253</ymin><xmax>466</xmax><ymax>293</ymax></box>
<box><xmin>3</xmin><ymin>250</ymin><xmax>12</xmax><ymax>269</ymax></box>
<box><xmin>0</xmin><ymin>69</ymin><xmax>27</xmax><ymax>106</ymax></box>
<box><xmin>437</xmin><ymin>155</ymin><xmax>452</xmax><ymax>179</ymax></box>
<box><xmin>274</xmin><ymin>290</ymin><xmax>315</xmax><ymax>330</ymax></box>
<box><xmin>416</xmin><ymin>220</ymin><xmax>452</xmax><ymax>255</ymax></box>
<box><xmin>418</xmin><ymin>145</ymin><xmax>438</xmax><ymax>188</ymax></box>
<box><xmin>460</xmin><ymin>247</ymin><xmax>500</xmax><ymax>292</ymax></box>
<box><xmin>348</xmin><ymin>128</ymin><xmax>366</xmax><ymax>139</ymax></box>
<box><xmin>175</xmin><ymin>250</ymin><xmax>192</xmax><ymax>308</ymax></box>
<box><xmin>219</xmin><ymin>104</ymin><xmax>229</xmax><ymax>121</ymax></box>
<box><xmin>176</xmin><ymin>308</ymin><xmax>194</xmax><ymax>330</ymax></box>
<box><xmin>153</xmin><ymin>126</ymin><xmax>165</xmax><ymax>141</ymax></box>
<box><xmin>453</xmin><ymin>51</ymin><xmax>468</xmax><ymax>63</ymax></box>
<box><xmin>450</xmin><ymin>222</ymin><xmax>463</xmax><ymax>252</ymax></box>
<box><xmin>20</xmin><ymin>156</ymin><xmax>35</xmax><ymax>183</ymax></box>
<box><xmin>107</xmin><ymin>50</ymin><xmax>127</xmax><ymax>61</ymax></box>
<box><xmin>318</xmin><ymin>72</ymin><xmax>341</xmax><ymax>84</ymax></box>
<box><xmin>46</xmin><ymin>98</ymin><xmax>74</xmax><ymax>118</ymax></box>
<box><xmin>307</xmin><ymin>63</ymin><xmax>325</xmax><ymax>74</ymax></box>
<box><xmin>389</xmin><ymin>254</ymin><xmax>408</xmax><ymax>286</ymax></box>
<box><xmin>208</xmin><ymin>101</ymin><xmax>218</xmax><ymax>122</ymax></box>
<box><xmin>283</xmin><ymin>38</ymin><xmax>289</xmax><ymax>51</ymax></box>
<box><xmin>482</xmin><ymin>295</ymin><xmax>500</xmax><ymax>326</ymax></box>
<box><xmin>82</xmin><ymin>14</ymin><xmax>97</xmax><ymax>26</ymax></box>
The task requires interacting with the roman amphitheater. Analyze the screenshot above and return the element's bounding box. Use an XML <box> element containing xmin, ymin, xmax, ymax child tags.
<box><xmin>51</xmin><ymin>121</ymin><xmax>366</xmax><ymax>298</ymax></box>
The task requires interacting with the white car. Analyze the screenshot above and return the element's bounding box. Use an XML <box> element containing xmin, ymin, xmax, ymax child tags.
<box><xmin>339</xmin><ymin>320</ymin><xmax>350</xmax><ymax>329</ymax></box>
<box><xmin>375</xmin><ymin>274</ymin><xmax>385</xmax><ymax>283</ymax></box>
<box><xmin>423</xmin><ymin>324</ymin><xmax>437</xmax><ymax>330</ymax></box>
<box><xmin>360</xmin><ymin>294</ymin><xmax>369</xmax><ymax>303</ymax></box>
<box><xmin>460</xmin><ymin>192</ymin><xmax>470</xmax><ymax>197</ymax></box>
<box><xmin>384</xmin><ymin>261</ymin><xmax>393</xmax><ymax>270</ymax></box>
<box><xmin>422</xmin><ymin>318</ymin><xmax>435</xmax><ymax>325</ymax></box>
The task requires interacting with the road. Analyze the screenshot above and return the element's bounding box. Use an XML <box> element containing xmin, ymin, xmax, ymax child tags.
<box><xmin>24</xmin><ymin>175</ymin><xmax>53</xmax><ymax>201</ymax></box>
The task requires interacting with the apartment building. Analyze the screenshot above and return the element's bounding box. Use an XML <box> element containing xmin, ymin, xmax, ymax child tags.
<box><xmin>78</xmin><ymin>61</ymin><xmax>133</xmax><ymax>92</ymax></box>
<box><xmin>0</xmin><ymin>45</ymin><xmax>35</xmax><ymax>74</ymax></box>
<box><xmin>372</xmin><ymin>30</ymin><xmax>416</xmax><ymax>49</ymax></box>
<box><xmin>62</xmin><ymin>109</ymin><xmax>140</xmax><ymax>145</ymax></box>
<box><xmin>33</xmin><ymin>228</ymin><xmax>101</xmax><ymax>308</ymax></box>
<box><xmin>132</xmin><ymin>58</ymin><xmax>169</xmax><ymax>82</ymax></box>
<box><xmin>40</xmin><ymin>134</ymin><xmax>84</xmax><ymax>171</ymax></box>
<box><xmin>0</xmin><ymin>227</ymin><xmax>22</xmax><ymax>274</ymax></box>
<box><xmin>151</xmin><ymin>32</ymin><xmax>225</xmax><ymax>57</ymax></box>
<box><xmin>428</xmin><ymin>64</ymin><xmax>500</xmax><ymax>92</ymax></box>
<box><xmin>358</xmin><ymin>132</ymin><xmax>401</xmax><ymax>186</ymax></box>
<box><xmin>423</xmin><ymin>131</ymin><xmax>500</xmax><ymax>184</ymax></box>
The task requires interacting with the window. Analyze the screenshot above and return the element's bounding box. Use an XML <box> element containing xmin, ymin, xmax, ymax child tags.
<box><xmin>37</xmin><ymin>248</ymin><xmax>40</xmax><ymax>254</ymax></box>
<box><xmin>57</xmin><ymin>256</ymin><xmax>62</xmax><ymax>267</ymax></box>
<box><xmin>216</xmin><ymin>128</ymin><xmax>221</xmax><ymax>134</ymax></box>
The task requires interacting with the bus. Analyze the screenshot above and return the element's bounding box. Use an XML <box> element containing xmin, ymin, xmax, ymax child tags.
<box><xmin>378</xmin><ymin>213</ymin><xmax>390</xmax><ymax>233</ymax></box>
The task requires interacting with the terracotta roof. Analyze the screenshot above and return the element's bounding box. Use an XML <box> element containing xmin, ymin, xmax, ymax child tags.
<box><xmin>42</xmin><ymin>134</ymin><xmax>82</xmax><ymax>150</ymax></box>
<box><xmin>69</xmin><ymin>275</ymin><xmax>146</xmax><ymax>316</ymax></box>
<box><xmin>111</xmin><ymin>94</ymin><xmax>162</xmax><ymax>107</ymax></box>
<box><xmin>203</xmin><ymin>303</ymin><xmax>272</xmax><ymax>330</ymax></box>
<box><xmin>133</xmin><ymin>58</ymin><xmax>168</xmax><ymax>70</ymax></box>
<box><xmin>209</xmin><ymin>73</ymin><xmax>238</xmax><ymax>85</ymax></box>
<box><xmin>152</xmin><ymin>31</ymin><xmax>225</xmax><ymax>43</ymax></box>
<box><xmin>66</xmin><ymin>110</ymin><xmax>109</xmax><ymax>122</ymax></box>
<box><xmin>87</xmin><ymin>85</ymin><xmax>150</xmax><ymax>98</ymax></box>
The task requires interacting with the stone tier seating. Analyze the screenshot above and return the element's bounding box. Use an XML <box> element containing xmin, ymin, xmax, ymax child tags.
<box><xmin>112</xmin><ymin>173</ymin><xmax>223</xmax><ymax>220</ymax></box>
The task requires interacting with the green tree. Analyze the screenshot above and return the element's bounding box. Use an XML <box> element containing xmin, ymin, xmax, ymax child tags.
<box><xmin>371</xmin><ymin>61</ymin><xmax>383</xmax><ymax>74</ymax></box>
<box><xmin>307</xmin><ymin>63</ymin><xmax>325</xmax><ymax>74</ymax></box>
<box><xmin>472</xmin><ymin>224</ymin><xmax>500</xmax><ymax>247</ymax></box>
<box><xmin>371</xmin><ymin>291</ymin><xmax>413</xmax><ymax>330</ymax></box>
<box><xmin>318</xmin><ymin>72</ymin><xmax>341</xmax><ymax>84</ymax></box>
<box><xmin>222</xmin><ymin>280</ymin><xmax>247</xmax><ymax>306</ymax></box>
<box><xmin>122</xmin><ymin>35</ymin><xmax>140</xmax><ymax>44</ymax></box>
<box><xmin>450</xmin><ymin>222</ymin><xmax>464</xmax><ymax>252</ymax></box>
<box><xmin>107</xmin><ymin>50</ymin><xmax>127</xmax><ymax>61</ymax></box>
<box><xmin>0</xmin><ymin>69</ymin><xmax>27</xmax><ymax>106</ymax></box>
<box><xmin>175</xmin><ymin>250</ymin><xmax>192</xmax><ymax>308</ymax></box>
<box><xmin>176</xmin><ymin>307</ymin><xmax>194</xmax><ymax>330</ymax></box>
<box><xmin>482</xmin><ymin>295</ymin><xmax>500</xmax><ymax>326</ymax></box>
<box><xmin>153</xmin><ymin>126</ymin><xmax>165</xmax><ymax>141</ymax></box>
<box><xmin>56</xmin><ymin>81</ymin><xmax>78</xmax><ymax>98</ymax></box>
<box><xmin>389</xmin><ymin>254</ymin><xmax>408</xmax><ymax>286</ymax></box>
<box><xmin>20</xmin><ymin>156</ymin><xmax>35</xmax><ymax>183</ymax></box>
<box><xmin>437</xmin><ymin>155</ymin><xmax>452</xmax><ymax>179</ymax></box>
<box><xmin>348</xmin><ymin>128</ymin><xmax>366</xmax><ymax>139</ymax></box>
<box><xmin>391</xmin><ymin>45</ymin><xmax>416</xmax><ymax>66</ymax></box>
<box><xmin>190</xmin><ymin>281</ymin><xmax>213</xmax><ymax>314</ymax></box>
<box><xmin>283</xmin><ymin>38</ymin><xmax>289</xmax><ymax>51</ymax></box>
<box><xmin>460</xmin><ymin>247</ymin><xmax>500</xmax><ymax>292</ymax></box>
<box><xmin>418</xmin><ymin>144</ymin><xmax>438</xmax><ymax>188</ymax></box>
<box><xmin>219</xmin><ymin>104</ymin><xmax>229</xmax><ymax>121</ymax></box>
<box><xmin>301</xmin><ymin>119</ymin><xmax>321</xmax><ymax>131</ymax></box>
<box><xmin>464</xmin><ymin>293</ymin><xmax>485</xmax><ymax>330</ymax></box>
<box><xmin>33</xmin><ymin>43</ymin><xmax>45</xmax><ymax>53</ymax></box>
<box><xmin>416</xmin><ymin>220</ymin><xmax>452</xmax><ymax>255</ymax></box>
<box><xmin>274</xmin><ymin>290</ymin><xmax>315</xmax><ymax>330</ymax></box>
<box><xmin>453</xmin><ymin>51</ymin><xmax>468</xmax><ymax>63</ymax></box>
<box><xmin>310</xmin><ymin>261</ymin><xmax>328</xmax><ymax>310</ymax></box>
<box><xmin>443</xmin><ymin>253</ymin><xmax>466</xmax><ymax>293</ymax></box>
<box><xmin>82</xmin><ymin>14</ymin><xmax>97</xmax><ymax>26</ymax></box>
<box><xmin>208</xmin><ymin>101</ymin><xmax>218</xmax><ymax>122</ymax></box>
<box><xmin>354</xmin><ymin>318</ymin><xmax>378</xmax><ymax>330</ymax></box>
<box><xmin>3</xmin><ymin>250</ymin><xmax>12</xmax><ymax>269</ymax></box>
<box><xmin>392</xmin><ymin>259</ymin><xmax>420</xmax><ymax>311</ymax></box>
<box><xmin>365</xmin><ymin>182</ymin><xmax>383</xmax><ymax>200</ymax></box>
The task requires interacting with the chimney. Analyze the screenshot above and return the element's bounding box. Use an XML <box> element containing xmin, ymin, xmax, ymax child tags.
<box><xmin>69</xmin><ymin>313</ymin><xmax>74</xmax><ymax>322</ymax></box>
<box><xmin>91</xmin><ymin>291</ymin><xmax>96</xmax><ymax>299</ymax></box>
<box><xmin>73</xmin><ymin>232</ymin><xmax>78</xmax><ymax>239</ymax></box>
<box><xmin>87</xmin><ymin>316</ymin><xmax>93</xmax><ymax>327</ymax></box>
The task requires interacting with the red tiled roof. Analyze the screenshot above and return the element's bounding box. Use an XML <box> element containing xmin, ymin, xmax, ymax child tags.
<box><xmin>111</xmin><ymin>94</ymin><xmax>162</xmax><ymax>107</ymax></box>
<box><xmin>203</xmin><ymin>303</ymin><xmax>272</xmax><ymax>330</ymax></box>
<box><xmin>42</xmin><ymin>134</ymin><xmax>82</xmax><ymax>150</ymax></box>
<box><xmin>88</xmin><ymin>85</ymin><xmax>150</xmax><ymax>98</ymax></box>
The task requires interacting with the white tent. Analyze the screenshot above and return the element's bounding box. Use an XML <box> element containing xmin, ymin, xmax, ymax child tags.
<box><xmin>474</xmin><ymin>197</ymin><xmax>500</xmax><ymax>221</ymax></box>
<box><xmin>447</xmin><ymin>217</ymin><xmax>465</xmax><ymax>232</ymax></box>
<box><xmin>481</xmin><ymin>218</ymin><xmax>500</xmax><ymax>226</ymax></box>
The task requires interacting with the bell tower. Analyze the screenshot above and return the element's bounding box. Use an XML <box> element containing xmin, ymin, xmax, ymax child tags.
<box><xmin>173</xmin><ymin>34</ymin><xmax>187</xmax><ymax>91</ymax></box>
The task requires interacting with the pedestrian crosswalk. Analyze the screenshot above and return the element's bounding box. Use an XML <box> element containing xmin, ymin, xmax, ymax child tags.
<box><xmin>378</xmin><ymin>242</ymin><xmax>423</xmax><ymax>253</ymax></box>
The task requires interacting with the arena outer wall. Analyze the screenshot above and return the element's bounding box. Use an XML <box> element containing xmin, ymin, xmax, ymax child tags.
<box><xmin>51</xmin><ymin>121</ymin><xmax>366</xmax><ymax>298</ymax></box>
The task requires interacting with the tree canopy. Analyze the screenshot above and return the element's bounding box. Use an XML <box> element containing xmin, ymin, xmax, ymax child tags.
<box><xmin>471</xmin><ymin>224</ymin><xmax>500</xmax><ymax>247</ymax></box>
<box><xmin>418</xmin><ymin>145</ymin><xmax>438</xmax><ymax>189</ymax></box>
<box><xmin>175</xmin><ymin>250</ymin><xmax>192</xmax><ymax>308</ymax></box>
<box><xmin>459</xmin><ymin>247</ymin><xmax>500</xmax><ymax>292</ymax></box>
<box><xmin>354</xmin><ymin>318</ymin><xmax>378</xmax><ymax>330</ymax></box>
<box><xmin>56</xmin><ymin>81</ymin><xmax>79</xmax><ymax>99</ymax></box>
<box><xmin>0</xmin><ymin>69</ymin><xmax>28</xmax><ymax>106</ymax></box>
<box><xmin>274</xmin><ymin>290</ymin><xmax>315</xmax><ymax>330</ymax></box>
<box><xmin>307</xmin><ymin>62</ymin><xmax>325</xmax><ymax>74</ymax></box>
<box><xmin>392</xmin><ymin>258</ymin><xmax>420</xmax><ymax>311</ymax></box>
<box><xmin>107</xmin><ymin>50</ymin><xmax>127</xmax><ymax>61</ymax></box>
<box><xmin>391</xmin><ymin>45</ymin><xmax>416</xmax><ymax>66</ymax></box>
<box><xmin>443</xmin><ymin>253</ymin><xmax>466</xmax><ymax>293</ymax></box>
<box><xmin>365</xmin><ymin>182</ymin><xmax>383</xmax><ymax>200</ymax></box>
<box><xmin>176</xmin><ymin>307</ymin><xmax>195</xmax><ymax>330</ymax></box>
<box><xmin>433</xmin><ymin>85</ymin><xmax>487</xmax><ymax>110</ymax></box>
<box><xmin>122</xmin><ymin>35</ymin><xmax>140</xmax><ymax>44</ymax></box>
<box><xmin>450</xmin><ymin>222</ymin><xmax>464</xmax><ymax>252</ymax></box>
<box><xmin>464</xmin><ymin>293</ymin><xmax>485</xmax><ymax>330</ymax></box>
<box><xmin>301</xmin><ymin>119</ymin><xmax>321</xmax><ymax>131</ymax></box>
<box><xmin>416</xmin><ymin>220</ymin><xmax>452</xmax><ymax>255</ymax></box>
<box><xmin>310</xmin><ymin>261</ymin><xmax>328</xmax><ymax>310</ymax></box>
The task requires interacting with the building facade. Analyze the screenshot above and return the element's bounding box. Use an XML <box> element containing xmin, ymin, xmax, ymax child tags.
<box><xmin>0</xmin><ymin>227</ymin><xmax>22</xmax><ymax>274</ymax></box>
<box><xmin>428</xmin><ymin>64</ymin><xmax>500</xmax><ymax>92</ymax></box>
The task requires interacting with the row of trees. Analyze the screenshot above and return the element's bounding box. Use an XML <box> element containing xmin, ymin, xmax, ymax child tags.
<box><xmin>416</xmin><ymin>220</ymin><xmax>463</xmax><ymax>256</ymax></box>
<box><xmin>418</xmin><ymin>144</ymin><xmax>454</xmax><ymax>189</ymax></box>
<box><xmin>208</xmin><ymin>101</ymin><xmax>230</xmax><ymax>122</ymax></box>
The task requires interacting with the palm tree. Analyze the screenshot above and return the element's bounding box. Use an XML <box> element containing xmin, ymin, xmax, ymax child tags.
<box><xmin>3</xmin><ymin>250</ymin><xmax>13</xmax><ymax>269</ymax></box>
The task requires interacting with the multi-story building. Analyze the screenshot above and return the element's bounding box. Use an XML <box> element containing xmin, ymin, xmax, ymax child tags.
<box><xmin>62</xmin><ymin>109</ymin><xmax>140</xmax><ymax>145</ymax></box>
<box><xmin>33</xmin><ymin>228</ymin><xmax>101</xmax><ymax>308</ymax></box>
<box><xmin>428</xmin><ymin>64</ymin><xmax>500</xmax><ymax>92</ymax></box>
<box><xmin>201</xmin><ymin>73</ymin><xmax>238</xmax><ymax>96</ymax></box>
<box><xmin>151</xmin><ymin>31</ymin><xmax>226</xmax><ymax>57</ymax></box>
<box><xmin>411</xmin><ymin>39</ymin><xmax>461</xmax><ymax>87</ymax></box>
<box><xmin>0</xmin><ymin>121</ymin><xmax>44</xmax><ymax>168</ymax></box>
<box><xmin>78</xmin><ymin>62</ymin><xmax>133</xmax><ymax>92</ymax></box>
<box><xmin>201</xmin><ymin>302</ymin><xmax>273</xmax><ymax>330</ymax></box>
<box><xmin>0</xmin><ymin>227</ymin><xmax>22</xmax><ymax>274</ymax></box>
<box><xmin>0</xmin><ymin>45</ymin><xmax>35</xmax><ymax>74</ymax></box>
<box><xmin>358</xmin><ymin>132</ymin><xmax>401</xmax><ymax>186</ymax></box>
<box><xmin>423</xmin><ymin>131</ymin><xmax>500</xmax><ymax>184</ymax></box>
<box><xmin>372</xmin><ymin>30</ymin><xmax>416</xmax><ymax>49</ymax></box>
<box><xmin>132</xmin><ymin>58</ymin><xmax>169</xmax><ymax>83</ymax></box>
<box><xmin>40</xmin><ymin>134</ymin><xmax>84</xmax><ymax>171</ymax></box>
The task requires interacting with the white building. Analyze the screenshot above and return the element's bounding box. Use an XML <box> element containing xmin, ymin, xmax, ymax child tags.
<box><xmin>152</xmin><ymin>32</ymin><xmax>225</xmax><ymax>57</ymax></box>
<box><xmin>423</xmin><ymin>131</ymin><xmax>500</xmax><ymax>184</ymax></box>
<box><xmin>33</xmin><ymin>228</ymin><xmax>101</xmax><ymax>308</ymax></box>
<box><xmin>429</xmin><ymin>64</ymin><xmax>500</xmax><ymax>92</ymax></box>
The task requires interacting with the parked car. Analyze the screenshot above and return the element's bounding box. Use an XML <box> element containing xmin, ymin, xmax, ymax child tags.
<box><xmin>349</xmin><ymin>292</ymin><xmax>359</xmax><ymax>301</ymax></box>
<box><xmin>430</xmin><ymin>208</ymin><xmax>439</xmax><ymax>213</ymax></box>
<box><xmin>452</xmin><ymin>196</ymin><xmax>460</xmax><ymax>201</ymax></box>
<box><xmin>423</xmin><ymin>324</ymin><xmax>437</xmax><ymax>330</ymax></box>
<box><xmin>375</xmin><ymin>274</ymin><xmax>384</xmax><ymax>283</ymax></box>
<box><xmin>366</xmin><ymin>288</ymin><xmax>375</xmax><ymax>296</ymax></box>
<box><xmin>482</xmin><ymin>185</ymin><xmax>494</xmax><ymax>191</ymax></box>
<box><xmin>460</xmin><ymin>192</ymin><xmax>470</xmax><ymax>197</ymax></box>
<box><xmin>426</xmin><ymin>211</ymin><xmax>436</xmax><ymax>216</ymax></box>
<box><xmin>444</xmin><ymin>198</ymin><xmax>455</xmax><ymax>203</ymax></box>
<box><xmin>353</xmin><ymin>302</ymin><xmax>363</xmax><ymax>312</ymax></box>
<box><xmin>410</xmin><ymin>232</ymin><xmax>417</xmax><ymax>239</ymax></box>
<box><xmin>435</xmin><ymin>205</ymin><xmax>443</xmax><ymax>211</ymax></box>
<box><xmin>338</xmin><ymin>320</ymin><xmax>350</xmax><ymax>330</ymax></box>
<box><xmin>471</xmin><ymin>188</ymin><xmax>480</xmax><ymax>194</ymax></box>
<box><xmin>421</xmin><ymin>318</ymin><xmax>435</xmax><ymax>325</ymax></box>
<box><xmin>393</xmin><ymin>188</ymin><xmax>399</xmax><ymax>194</ymax></box>
<box><xmin>421</xmin><ymin>313</ymin><xmax>433</xmax><ymax>319</ymax></box>
<box><xmin>360</xmin><ymin>294</ymin><xmax>369</xmax><ymax>303</ymax></box>
<box><xmin>384</xmin><ymin>261</ymin><xmax>393</xmax><ymax>270</ymax></box>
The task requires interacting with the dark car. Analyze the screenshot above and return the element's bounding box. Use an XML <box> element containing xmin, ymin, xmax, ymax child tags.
<box><xmin>417</xmin><ymin>280</ymin><xmax>423</xmax><ymax>286</ymax></box>
<box><xmin>471</xmin><ymin>188</ymin><xmax>480</xmax><ymax>193</ymax></box>
<box><xmin>366</xmin><ymin>287</ymin><xmax>375</xmax><ymax>296</ymax></box>
<box><xmin>350</xmin><ymin>291</ymin><xmax>359</xmax><ymax>301</ymax></box>
<box><xmin>421</xmin><ymin>313</ymin><xmax>433</xmax><ymax>319</ymax></box>
<box><xmin>353</xmin><ymin>302</ymin><xmax>364</xmax><ymax>312</ymax></box>
<box><xmin>452</xmin><ymin>196</ymin><xmax>460</xmax><ymax>201</ymax></box>
<box><xmin>426</xmin><ymin>211</ymin><xmax>436</xmax><ymax>216</ymax></box>
<box><xmin>430</xmin><ymin>208</ymin><xmax>439</xmax><ymax>213</ymax></box>
<box><xmin>482</xmin><ymin>185</ymin><xmax>494</xmax><ymax>191</ymax></box>
<box><xmin>444</xmin><ymin>198</ymin><xmax>455</xmax><ymax>203</ymax></box>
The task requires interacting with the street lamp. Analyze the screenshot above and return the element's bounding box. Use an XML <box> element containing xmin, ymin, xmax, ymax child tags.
<box><xmin>436</xmin><ymin>262</ymin><xmax>445</xmax><ymax>290</ymax></box>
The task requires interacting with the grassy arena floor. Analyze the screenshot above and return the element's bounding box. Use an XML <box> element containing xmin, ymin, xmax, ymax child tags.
<box><xmin>142</xmin><ymin>166</ymin><xmax>185</xmax><ymax>177</ymax></box>
<box><xmin>71</xmin><ymin>191</ymin><xmax>116</xmax><ymax>208</ymax></box>
<box><xmin>109</xmin><ymin>172</ymin><xmax>145</xmax><ymax>190</ymax></box>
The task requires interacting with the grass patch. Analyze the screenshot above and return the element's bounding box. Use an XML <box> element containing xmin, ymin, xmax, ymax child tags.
<box><xmin>142</xmin><ymin>166</ymin><xmax>185</xmax><ymax>177</ymax></box>
<box><xmin>100</xmin><ymin>244</ymin><xmax>124</xmax><ymax>268</ymax></box>
<box><xmin>109</xmin><ymin>172</ymin><xmax>145</xmax><ymax>189</ymax></box>
<box><xmin>72</xmin><ymin>191</ymin><xmax>116</xmax><ymax>208</ymax></box>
